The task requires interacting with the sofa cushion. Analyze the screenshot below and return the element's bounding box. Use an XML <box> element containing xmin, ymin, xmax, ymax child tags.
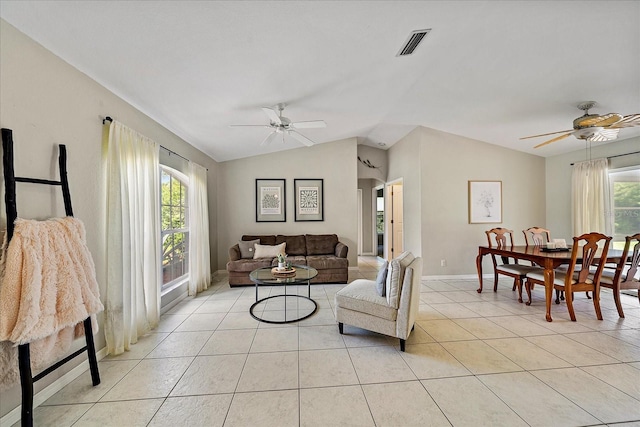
<box><xmin>238</xmin><ymin>239</ymin><xmax>260</xmax><ymax>259</ymax></box>
<box><xmin>278</xmin><ymin>255</ymin><xmax>307</xmax><ymax>267</ymax></box>
<box><xmin>386</xmin><ymin>251</ymin><xmax>415</xmax><ymax>309</ymax></box>
<box><xmin>243</xmin><ymin>235</ymin><xmax>276</xmax><ymax>246</ymax></box>
<box><xmin>253</xmin><ymin>242</ymin><xmax>286</xmax><ymax>259</ymax></box>
<box><xmin>276</xmin><ymin>235</ymin><xmax>306</xmax><ymax>256</ymax></box>
<box><xmin>335</xmin><ymin>279</ymin><xmax>397</xmax><ymax>321</ymax></box>
<box><xmin>306</xmin><ymin>255</ymin><xmax>348</xmax><ymax>270</ymax></box>
<box><xmin>226</xmin><ymin>258</ymin><xmax>273</xmax><ymax>272</ymax></box>
<box><xmin>306</xmin><ymin>234</ymin><xmax>338</xmax><ymax>255</ymax></box>
<box><xmin>376</xmin><ymin>260</ymin><xmax>389</xmax><ymax>297</ymax></box>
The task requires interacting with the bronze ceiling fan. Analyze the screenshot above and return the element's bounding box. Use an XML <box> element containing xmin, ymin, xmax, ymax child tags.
<box><xmin>521</xmin><ymin>101</ymin><xmax>640</xmax><ymax>148</ymax></box>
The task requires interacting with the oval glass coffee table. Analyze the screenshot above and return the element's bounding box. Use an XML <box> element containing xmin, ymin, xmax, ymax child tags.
<box><xmin>249</xmin><ymin>265</ymin><xmax>318</xmax><ymax>324</ymax></box>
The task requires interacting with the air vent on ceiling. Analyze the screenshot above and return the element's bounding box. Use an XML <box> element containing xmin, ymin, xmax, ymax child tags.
<box><xmin>396</xmin><ymin>29</ymin><xmax>431</xmax><ymax>56</ymax></box>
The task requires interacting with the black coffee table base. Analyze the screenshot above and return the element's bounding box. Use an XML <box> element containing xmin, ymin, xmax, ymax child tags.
<box><xmin>249</xmin><ymin>294</ymin><xmax>318</xmax><ymax>324</ymax></box>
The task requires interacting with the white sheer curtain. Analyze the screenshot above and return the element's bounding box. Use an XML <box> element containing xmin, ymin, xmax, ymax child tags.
<box><xmin>105</xmin><ymin>120</ymin><xmax>161</xmax><ymax>356</ymax></box>
<box><xmin>572</xmin><ymin>158</ymin><xmax>610</xmax><ymax>236</ymax></box>
<box><xmin>188</xmin><ymin>161</ymin><xmax>211</xmax><ymax>295</ymax></box>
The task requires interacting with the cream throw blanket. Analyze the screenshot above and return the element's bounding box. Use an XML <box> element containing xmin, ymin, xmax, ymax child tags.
<box><xmin>0</xmin><ymin>217</ymin><xmax>104</xmax><ymax>390</ymax></box>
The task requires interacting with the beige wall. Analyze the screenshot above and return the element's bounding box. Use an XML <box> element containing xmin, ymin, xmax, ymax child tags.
<box><xmin>545</xmin><ymin>136</ymin><xmax>640</xmax><ymax>239</ymax></box>
<box><xmin>0</xmin><ymin>20</ymin><xmax>219</xmax><ymax>417</ymax></box>
<box><xmin>387</xmin><ymin>126</ymin><xmax>547</xmax><ymax>277</ymax></box>
<box><xmin>217</xmin><ymin>138</ymin><xmax>359</xmax><ymax>268</ymax></box>
<box><xmin>387</xmin><ymin>128</ymin><xmax>423</xmax><ymax>259</ymax></box>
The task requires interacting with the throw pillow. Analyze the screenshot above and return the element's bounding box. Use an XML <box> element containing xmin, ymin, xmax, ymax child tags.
<box><xmin>238</xmin><ymin>239</ymin><xmax>260</xmax><ymax>259</ymax></box>
<box><xmin>375</xmin><ymin>260</ymin><xmax>389</xmax><ymax>297</ymax></box>
<box><xmin>385</xmin><ymin>251</ymin><xmax>415</xmax><ymax>309</ymax></box>
<box><xmin>253</xmin><ymin>242</ymin><xmax>286</xmax><ymax>259</ymax></box>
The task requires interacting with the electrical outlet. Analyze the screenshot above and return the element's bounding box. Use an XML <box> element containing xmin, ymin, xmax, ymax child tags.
<box><xmin>440</xmin><ymin>259</ymin><xmax>446</xmax><ymax>267</ymax></box>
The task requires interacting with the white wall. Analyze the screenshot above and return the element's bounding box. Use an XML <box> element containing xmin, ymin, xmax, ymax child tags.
<box><xmin>545</xmin><ymin>137</ymin><xmax>640</xmax><ymax>239</ymax></box>
<box><xmin>217</xmin><ymin>138</ymin><xmax>359</xmax><ymax>268</ymax></box>
<box><xmin>0</xmin><ymin>20</ymin><xmax>218</xmax><ymax>418</ymax></box>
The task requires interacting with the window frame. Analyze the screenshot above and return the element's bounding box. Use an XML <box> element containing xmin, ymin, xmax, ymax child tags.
<box><xmin>160</xmin><ymin>164</ymin><xmax>190</xmax><ymax>294</ymax></box>
<box><xmin>608</xmin><ymin>165</ymin><xmax>640</xmax><ymax>248</ymax></box>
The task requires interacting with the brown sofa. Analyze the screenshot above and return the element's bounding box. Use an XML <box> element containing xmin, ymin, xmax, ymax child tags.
<box><xmin>226</xmin><ymin>234</ymin><xmax>349</xmax><ymax>286</ymax></box>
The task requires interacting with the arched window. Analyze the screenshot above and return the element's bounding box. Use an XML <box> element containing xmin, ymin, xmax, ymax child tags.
<box><xmin>160</xmin><ymin>165</ymin><xmax>189</xmax><ymax>291</ymax></box>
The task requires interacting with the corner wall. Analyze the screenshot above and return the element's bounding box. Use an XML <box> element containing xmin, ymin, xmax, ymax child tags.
<box><xmin>388</xmin><ymin>126</ymin><xmax>546</xmax><ymax>277</ymax></box>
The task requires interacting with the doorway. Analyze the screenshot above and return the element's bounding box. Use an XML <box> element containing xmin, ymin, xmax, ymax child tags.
<box><xmin>386</xmin><ymin>180</ymin><xmax>403</xmax><ymax>260</ymax></box>
<box><xmin>375</xmin><ymin>187</ymin><xmax>384</xmax><ymax>258</ymax></box>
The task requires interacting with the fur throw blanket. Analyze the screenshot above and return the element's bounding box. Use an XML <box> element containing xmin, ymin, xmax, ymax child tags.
<box><xmin>0</xmin><ymin>217</ymin><xmax>103</xmax><ymax>390</ymax></box>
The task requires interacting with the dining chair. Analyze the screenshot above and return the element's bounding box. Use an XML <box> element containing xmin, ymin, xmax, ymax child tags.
<box><xmin>597</xmin><ymin>233</ymin><xmax>640</xmax><ymax>318</ymax></box>
<box><xmin>521</xmin><ymin>226</ymin><xmax>583</xmax><ymax>304</ymax></box>
<box><xmin>521</xmin><ymin>227</ymin><xmax>550</xmax><ymax>304</ymax></box>
<box><xmin>522</xmin><ymin>227</ymin><xmax>551</xmax><ymax>246</ymax></box>
<box><xmin>525</xmin><ymin>232</ymin><xmax>612</xmax><ymax>321</ymax></box>
<box><xmin>486</xmin><ymin>227</ymin><xmax>540</xmax><ymax>303</ymax></box>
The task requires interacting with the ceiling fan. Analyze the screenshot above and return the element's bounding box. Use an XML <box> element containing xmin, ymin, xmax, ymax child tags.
<box><xmin>230</xmin><ymin>103</ymin><xmax>326</xmax><ymax>147</ymax></box>
<box><xmin>521</xmin><ymin>101</ymin><xmax>640</xmax><ymax>149</ymax></box>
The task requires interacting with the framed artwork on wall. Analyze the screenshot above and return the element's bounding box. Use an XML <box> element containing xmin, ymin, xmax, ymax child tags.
<box><xmin>468</xmin><ymin>180</ymin><xmax>502</xmax><ymax>224</ymax></box>
<box><xmin>294</xmin><ymin>178</ymin><xmax>324</xmax><ymax>221</ymax></box>
<box><xmin>256</xmin><ymin>178</ymin><xmax>286</xmax><ymax>222</ymax></box>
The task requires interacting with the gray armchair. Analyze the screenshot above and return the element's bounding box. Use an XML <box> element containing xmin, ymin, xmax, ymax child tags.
<box><xmin>334</xmin><ymin>252</ymin><xmax>422</xmax><ymax>351</ymax></box>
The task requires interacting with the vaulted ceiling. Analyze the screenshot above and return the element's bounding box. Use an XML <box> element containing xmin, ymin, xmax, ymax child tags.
<box><xmin>1</xmin><ymin>1</ymin><xmax>639</xmax><ymax>162</ymax></box>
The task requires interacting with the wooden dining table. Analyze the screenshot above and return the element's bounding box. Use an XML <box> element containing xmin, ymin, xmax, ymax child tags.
<box><xmin>476</xmin><ymin>245</ymin><xmax>624</xmax><ymax>322</ymax></box>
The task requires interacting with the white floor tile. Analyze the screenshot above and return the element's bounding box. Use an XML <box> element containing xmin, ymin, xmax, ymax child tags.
<box><xmin>300</xmin><ymin>385</ymin><xmax>375</xmax><ymax>427</ymax></box>
<box><xmin>30</xmin><ymin>262</ymin><xmax>640</xmax><ymax>427</ymax></box>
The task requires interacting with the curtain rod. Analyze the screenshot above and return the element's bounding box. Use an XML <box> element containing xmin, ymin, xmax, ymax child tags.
<box><xmin>102</xmin><ymin>116</ymin><xmax>207</xmax><ymax>169</ymax></box>
<box><xmin>570</xmin><ymin>150</ymin><xmax>640</xmax><ymax>166</ymax></box>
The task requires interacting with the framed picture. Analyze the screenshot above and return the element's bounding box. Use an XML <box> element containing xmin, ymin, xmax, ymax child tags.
<box><xmin>294</xmin><ymin>178</ymin><xmax>324</xmax><ymax>221</ymax></box>
<box><xmin>256</xmin><ymin>179</ymin><xmax>286</xmax><ymax>222</ymax></box>
<box><xmin>468</xmin><ymin>180</ymin><xmax>502</xmax><ymax>224</ymax></box>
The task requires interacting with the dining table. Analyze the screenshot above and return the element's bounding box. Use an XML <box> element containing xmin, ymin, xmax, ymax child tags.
<box><xmin>476</xmin><ymin>245</ymin><xmax>624</xmax><ymax>322</ymax></box>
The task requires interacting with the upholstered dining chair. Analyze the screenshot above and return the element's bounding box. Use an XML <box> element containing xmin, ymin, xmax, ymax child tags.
<box><xmin>521</xmin><ymin>226</ymin><xmax>577</xmax><ymax>304</ymax></box>
<box><xmin>597</xmin><ymin>233</ymin><xmax>640</xmax><ymax>318</ymax></box>
<box><xmin>486</xmin><ymin>228</ymin><xmax>540</xmax><ymax>303</ymax></box>
<box><xmin>525</xmin><ymin>232</ymin><xmax>612</xmax><ymax>321</ymax></box>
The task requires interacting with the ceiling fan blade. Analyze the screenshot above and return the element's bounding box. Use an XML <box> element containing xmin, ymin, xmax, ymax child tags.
<box><xmin>575</xmin><ymin>113</ymin><xmax>622</xmax><ymax>129</ymax></box>
<box><xmin>260</xmin><ymin>131</ymin><xmax>278</xmax><ymax>146</ymax></box>
<box><xmin>262</xmin><ymin>107</ymin><xmax>282</xmax><ymax>125</ymax></box>
<box><xmin>533</xmin><ymin>132</ymin><xmax>572</xmax><ymax>148</ymax></box>
<box><xmin>608</xmin><ymin>113</ymin><xmax>640</xmax><ymax>129</ymax></box>
<box><xmin>291</xmin><ymin>120</ymin><xmax>326</xmax><ymax>129</ymax></box>
<box><xmin>288</xmin><ymin>130</ymin><xmax>315</xmax><ymax>147</ymax></box>
<box><xmin>520</xmin><ymin>129</ymin><xmax>574</xmax><ymax>140</ymax></box>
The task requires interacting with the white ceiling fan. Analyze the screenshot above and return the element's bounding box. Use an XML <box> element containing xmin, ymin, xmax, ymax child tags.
<box><xmin>521</xmin><ymin>101</ymin><xmax>640</xmax><ymax>148</ymax></box>
<box><xmin>230</xmin><ymin>103</ymin><xmax>326</xmax><ymax>147</ymax></box>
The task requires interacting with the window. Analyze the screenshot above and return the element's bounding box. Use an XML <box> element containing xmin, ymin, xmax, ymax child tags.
<box><xmin>608</xmin><ymin>166</ymin><xmax>640</xmax><ymax>248</ymax></box>
<box><xmin>161</xmin><ymin>166</ymin><xmax>189</xmax><ymax>291</ymax></box>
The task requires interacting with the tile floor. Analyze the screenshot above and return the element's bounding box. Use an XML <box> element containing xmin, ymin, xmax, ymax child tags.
<box><xmin>26</xmin><ymin>257</ymin><xmax>640</xmax><ymax>426</ymax></box>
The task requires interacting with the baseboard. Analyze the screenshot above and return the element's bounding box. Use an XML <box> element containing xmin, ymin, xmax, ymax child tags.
<box><xmin>0</xmin><ymin>346</ymin><xmax>108</xmax><ymax>427</ymax></box>
<box><xmin>160</xmin><ymin>291</ymin><xmax>189</xmax><ymax>315</ymax></box>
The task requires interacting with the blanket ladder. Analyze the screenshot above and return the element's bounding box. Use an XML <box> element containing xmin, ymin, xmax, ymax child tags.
<box><xmin>1</xmin><ymin>128</ymin><xmax>100</xmax><ymax>427</ymax></box>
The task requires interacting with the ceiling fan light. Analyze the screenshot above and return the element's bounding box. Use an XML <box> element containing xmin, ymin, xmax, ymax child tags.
<box><xmin>573</xmin><ymin>127</ymin><xmax>603</xmax><ymax>140</ymax></box>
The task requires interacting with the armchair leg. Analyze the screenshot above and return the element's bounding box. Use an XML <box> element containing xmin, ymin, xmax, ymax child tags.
<box><xmin>338</xmin><ymin>322</ymin><xmax>343</xmax><ymax>334</ymax></box>
<box><xmin>400</xmin><ymin>339</ymin><xmax>406</xmax><ymax>352</ymax></box>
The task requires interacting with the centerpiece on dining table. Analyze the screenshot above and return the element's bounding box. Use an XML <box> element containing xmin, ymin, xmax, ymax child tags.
<box><xmin>272</xmin><ymin>253</ymin><xmax>296</xmax><ymax>277</ymax></box>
